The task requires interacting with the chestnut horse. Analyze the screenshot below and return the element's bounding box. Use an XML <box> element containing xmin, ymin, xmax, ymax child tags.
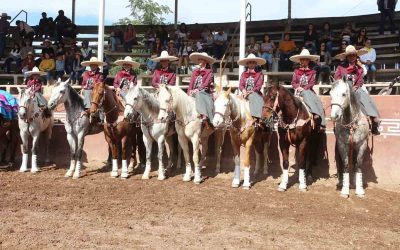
<box><xmin>90</xmin><ymin>82</ymin><xmax>143</xmax><ymax>178</ymax></box>
<box><xmin>262</xmin><ymin>84</ymin><xmax>319</xmax><ymax>192</ymax></box>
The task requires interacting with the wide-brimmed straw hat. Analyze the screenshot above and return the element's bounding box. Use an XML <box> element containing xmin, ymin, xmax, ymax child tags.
<box><xmin>189</xmin><ymin>52</ymin><xmax>216</xmax><ymax>65</ymax></box>
<box><xmin>114</xmin><ymin>56</ymin><xmax>140</xmax><ymax>68</ymax></box>
<box><xmin>81</xmin><ymin>57</ymin><xmax>106</xmax><ymax>67</ymax></box>
<box><xmin>237</xmin><ymin>53</ymin><xmax>266</xmax><ymax>66</ymax></box>
<box><xmin>334</xmin><ymin>45</ymin><xmax>368</xmax><ymax>60</ymax></box>
<box><xmin>151</xmin><ymin>51</ymin><xmax>178</xmax><ymax>62</ymax></box>
<box><xmin>290</xmin><ymin>49</ymin><xmax>320</xmax><ymax>63</ymax></box>
<box><xmin>25</xmin><ymin>67</ymin><xmax>46</xmax><ymax>76</ymax></box>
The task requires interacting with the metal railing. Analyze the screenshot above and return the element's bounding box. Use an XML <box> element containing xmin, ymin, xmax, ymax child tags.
<box><xmin>10</xmin><ymin>10</ymin><xmax>28</xmax><ymax>24</ymax></box>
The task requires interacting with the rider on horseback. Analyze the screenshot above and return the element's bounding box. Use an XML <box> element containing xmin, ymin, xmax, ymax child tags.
<box><xmin>334</xmin><ymin>45</ymin><xmax>381</xmax><ymax>135</ymax></box>
<box><xmin>24</xmin><ymin>67</ymin><xmax>52</xmax><ymax>118</ymax></box>
<box><xmin>290</xmin><ymin>49</ymin><xmax>326</xmax><ymax>131</ymax></box>
<box><xmin>114</xmin><ymin>56</ymin><xmax>140</xmax><ymax>100</ymax></box>
<box><xmin>151</xmin><ymin>51</ymin><xmax>178</xmax><ymax>89</ymax></box>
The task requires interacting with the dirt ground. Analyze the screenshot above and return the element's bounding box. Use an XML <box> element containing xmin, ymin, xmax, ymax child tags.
<box><xmin>1</xmin><ymin>160</ymin><xmax>399</xmax><ymax>250</ymax></box>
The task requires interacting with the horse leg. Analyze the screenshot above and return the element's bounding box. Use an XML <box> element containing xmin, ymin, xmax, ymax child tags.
<box><xmin>19</xmin><ymin>130</ymin><xmax>29</xmax><ymax>172</ymax></box>
<box><xmin>165</xmin><ymin>135</ymin><xmax>175</xmax><ymax>171</ymax></box>
<box><xmin>44</xmin><ymin>125</ymin><xmax>53</xmax><ymax>164</ymax></box>
<box><xmin>128</xmin><ymin>131</ymin><xmax>137</xmax><ymax>172</ymax></box>
<box><xmin>263</xmin><ymin>134</ymin><xmax>270</xmax><ymax>175</ymax></box>
<box><xmin>254</xmin><ymin>135</ymin><xmax>263</xmax><ymax>177</ymax></box>
<box><xmin>9</xmin><ymin>125</ymin><xmax>19</xmax><ymax>165</ymax></box>
<box><xmin>120</xmin><ymin>136</ymin><xmax>129</xmax><ymax>179</ymax></box>
<box><xmin>73</xmin><ymin>130</ymin><xmax>86</xmax><ymax>179</ymax></box>
<box><xmin>192</xmin><ymin>135</ymin><xmax>203</xmax><ymax>184</ymax></box>
<box><xmin>178</xmin><ymin>135</ymin><xmax>192</xmax><ymax>182</ymax></box>
<box><xmin>142</xmin><ymin>133</ymin><xmax>152</xmax><ymax>180</ymax></box>
<box><xmin>30</xmin><ymin>132</ymin><xmax>40</xmax><ymax>173</ymax></box>
<box><xmin>105</xmin><ymin>132</ymin><xmax>119</xmax><ymax>178</ymax></box>
<box><xmin>65</xmin><ymin>132</ymin><xmax>77</xmax><ymax>178</ymax></box>
<box><xmin>278</xmin><ymin>132</ymin><xmax>290</xmax><ymax>192</ymax></box>
<box><xmin>214</xmin><ymin>129</ymin><xmax>226</xmax><ymax>174</ymax></box>
<box><xmin>298</xmin><ymin>138</ymin><xmax>308</xmax><ymax>192</ymax></box>
<box><xmin>157</xmin><ymin>136</ymin><xmax>166</xmax><ymax>180</ymax></box>
<box><xmin>231</xmin><ymin>134</ymin><xmax>241</xmax><ymax>188</ymax></box>
<box><xmin>242</xmin><ymin>138</ymin><xmax>253</xmax><ymax>190</ymax></box>
<box><xmin>355</xmin><ymin>140</ymin><xmax>368</xmax><ymax>197</ymax></box>
<box><xmin>337</xmin><ymin>142</ymin><xmax>350</xmax><ymax>198</ymax></box>
<box><xmin>136</xmin><ymin>129</ymin><xmax>146</xmax><ymax>168</ymax></box>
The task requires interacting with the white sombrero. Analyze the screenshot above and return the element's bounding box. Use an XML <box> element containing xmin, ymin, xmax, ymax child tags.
<box><xmin>189</xmin><ymin>52</ymin><xmax>216</xmax><ymax>65</ymax></box>
<box><xmin>151</xmin><ymin>51</ymin><xmax>178</xmax><ymax>62</ymax></box>
<box><xmin>114</xmin><ymin>56</ymin><xmax>140</xmax><ymax>68</ymax></box>
<box><xmin>25</xmin><ymin>67</ymin><xmax>46</xmax><ymax>76</ymax></box>
<box><xmin>334</xmin><ymin>45</ymin><xmax>368</xmax><ymax>60</ymax></box>
<box><xmin>237</xmin><ymin>53</ymin><xmax>266</xmax><ymax>66</ymax></box>
<box><xmin>290</xmin><ymin>49</ymin><xmax>320</xmax><ymax>63</ymax></box>
<box><xmin>81</xmin><ymin>57</ymin><xmax>107</xmax><ymax>67</ymax></box>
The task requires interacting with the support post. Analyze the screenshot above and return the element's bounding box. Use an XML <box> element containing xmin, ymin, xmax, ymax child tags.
<box><xmin>174</xmin><ymin>0</ymin><xmax>178</xmax><ymax>29</ymax></box>
<box><xmin>239</xmin><ymin>0</ymin><xmax>247</xmax><ymax>77</ymax></box>
<box><xmin>97</xmin><ymin>0</ymin><xmax>105</xmax><ymax>72</ymax></box>
<box><xmin>72</xmin><ymin>0</ymin><xmax>76</xmax><ymax>23</ymax></box>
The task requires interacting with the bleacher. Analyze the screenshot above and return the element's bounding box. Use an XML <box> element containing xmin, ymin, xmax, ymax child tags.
<box><xmin>0</xmin><ymin>11</ymin><xmax>399</xmax><ymax>88</ymax></box>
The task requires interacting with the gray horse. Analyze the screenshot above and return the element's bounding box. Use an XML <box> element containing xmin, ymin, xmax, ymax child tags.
<box><xmin>330</xmin><ymin>79</ymin><xmax>370</xmax><ymax>198</ymax></box>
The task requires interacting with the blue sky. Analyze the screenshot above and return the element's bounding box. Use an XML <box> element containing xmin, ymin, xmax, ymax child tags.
<box><xmin>2</xmin><ymin>0</ymin><xmax>399</xmax><ymax>26</ymax></box>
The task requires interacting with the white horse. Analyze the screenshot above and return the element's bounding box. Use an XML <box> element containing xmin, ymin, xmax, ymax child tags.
<box><xmin>330</xmin><ymin>79</ymin><xmax>370</xmax><ymax>198</ymax></box>
<box><xmin>157</xmin><ymin>84</ymin><xmax>225</xmax><ymax>184</ymax></box>
<box><xmin>18</xmin><ymin>88</ymin><xmax>54</xmax><ymax>173</ymax></box>
<box><xmin>213</xmin><ymin>88</ymin><xmax>270</xmax><ymax>189</ymax></box>
<box><xmin>124</xmin><ymin>85</ymin><xmax>181</xmax><ymax>180</ymax></box>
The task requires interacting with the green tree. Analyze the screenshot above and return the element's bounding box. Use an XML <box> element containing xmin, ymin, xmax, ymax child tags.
<box><xmin>115</xmin><ymin>0</ymin><xmax>172</xmax><ymax>25</ymax></box>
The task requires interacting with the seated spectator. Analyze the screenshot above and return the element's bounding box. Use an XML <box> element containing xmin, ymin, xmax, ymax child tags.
<box><xmin>70</xmin><ymin>50</ymin><xmax>84</xmax><ymax>85</ymax></box>
<box><xmin>16</xmin><ymin>20</ymin><xmax>35</xmax><ymax>40</ymax></box>
<box><xmin>145</xmin><ymin>25</ymin><xmax>156</xmax><ymax>51</ymax></box>
<box><xmin>303</xmin><ymin>23</ymin><xmax>318</xmax><ymax>54</ymax></box>
<box><xmin>359</xmin><ymin>39</ymin><xmax>377</xmax><ymax>83</ymax></box>
<box><xmin>260</xmin><ymin>34</ymin><xmax>276</xmax><ymax>71</ymax></box>
<box><xmin>167</xmin><ymin>40</ymin><xmax>178</xmax><ymax>57</ymax></box>
<box><xmin>319</xmin><ymin>22</ymin><xmax>333</xmax><ymax>55</ymax></box>
<box><xmin>37</xmin><ymin>12</ymin><xmax>51</xmax><ymax>38</ymax></box>
<box><xmin>201</xmin><ymin>27</ymin><xmax>214</xmax><ymax>55</ymax></box>
<box><xmin>39</xmin><ymin>52</ymin><xmax>55</xmax><ymax>84</ymax></box>
<box><xmin>340</xmin><ymin>22</ymin><xmax>355</xmax><ymax>44</ymax></box>
<box><xmin>278</xmin><ymin>33</ymin><xmax>297</xmax><ymax>71</ymax></box>
<box><xmin>47</xmin><ymin>17</ymin><xmax>55</xmax><ymax>39</ymax></box>
<box><xmin>189</xmin><ymin>23</ymin><xmax>202</xmax><ymax>41</ymax></box>
<box><xmin>177</xmin><ymin>38</ymin><xmax>193</xmax><ymax>74</ymax></box>
<box><xmin>0</xmin><ymin>13</ymin><xmax>11</xmax><ymax>60</ymax></box>
<box><xmin>55</xmin><ymin>42</ymin><xmax>66</xmax><ymax>57</ymax></box>
<box><xmin>353</xmin><ymin>27</ymin><xmax>368</xmax><ymax>50</ymax></box>
<box><xmin>54</xmin><ymin>10</ymin><xmax>69</xmax><ymax>41</ymax></box>
<box><xmin>55</xmin><ymin>52</ymin><xmax>65</xmax><ymax>79</ymax></box>
<box><xmin>21</xmin><ymin>52</ymin><xmax>35</xmax><ymax>75</ymax></box>
<box><xmin>63</xmin><ymin>19</ymin><xmax>77</xmax><ymax>39</ymax></box>
<box><xmin>80</xmin><ymin>41</ymin><xmax>92</xmax><ymax>61</ymax></box>
<box><xmin>152</xmin><ymin>37</ymin><xmax>164</xmax><ymax>56</ymax></box>
<box><xmin>175</xmin><ymin>23</ymin><xmax>190</xmax><ymax>53</ymax></box>
<box><xmin>156</xmin><ymin>25</ymin><xmax>169</xmax><ymax>47</ymax></box>
<box><xmin>335</xmin><ymin>40</ymin><xmax>349</xmax><ymax>62</ymax></box>
<box><xmin>19</xmin><ymin>40</ymin><xmax>34</xmax><ymax>64</ymax></box>
<box><xmin>213</xmin><ymin>28</ymin><xmax>227</xmax><ymax>59</ymax></box>
<box><xmin>247</xmin><ymin>36</ymin><xmax>260</xmax><ymax>56</ymax></box>
<box><xmin>109</xmin><ymin>26</ymin><xmax>123</xmax><ymax>52</ymax></box>
<box><xmin>124</xmin><ymin>24</ymin><xmax>138</xmax><ymax>52</ymax></box>
<box><xmin>146</xmin><ymin>54</ymin><xmax>158</xmax><ymax>75</ymax></box>
<box><xmin>315</xmin><ymin>42</ymin><xmax>332</xmax><ymax>84</ymax></box>
<box><xmin>41</xmin><ymin>39</ymin><xmax>55</xmax><ymax>58</ymax></box>
<box><xmin>4</xmin><ymin>42</ymin><xmax>21</xmax><ymax>73</ymax></box>
<box><xmin>318</xmin><ymin>42</ymin><xmax>332</xmax><ymax>66</ymax></box>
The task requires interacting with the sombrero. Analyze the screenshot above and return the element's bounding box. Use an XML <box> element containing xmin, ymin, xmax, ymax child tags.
<box><xmin>289</xmin><ymin>49</ymin><xmax>320</xmax><ymax>63</ymax></box>
<box><xmin>151</xmin><ymin>51</ymin><xmax>178</xmax><ymax>62</ymax></box>
<box><xmin>189</xmin><ymin>52</ymin><xmax>216</xmax><ymax>65</ymax></box>
<box><xmin>334</xmin><ymin>45</ymin><xmax>368</xmax><ymax>60</ymax></box>
<box><xmin>237</xmin><ymin>53</ymin><xmax>266</xmax><ymax>66</ymax></box>
<box><xmin>25</xmin><ymin>67</ymin><xmax>46</xmax><ymax>76</ymax></box>
<box><xmin>114</xmin><ymin>56</ymin><xmax>140</xmax><ymax>68</ymax></box>
<box><xmin>81</xmin><ymin>57</ymin><xmax>107</xmax><ymax>67</ymax></box>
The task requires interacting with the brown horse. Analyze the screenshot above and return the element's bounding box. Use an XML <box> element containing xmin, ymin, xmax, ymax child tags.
<box><xmin>90</xmin><ymin>81</ymin><xmax>143</xmax><ymax>178</ymax></box>
<box><xmin>0</xmin><ymin>117</ymin><xmax>19</xmax><ymax>166</ymax></box>
<box><xmin>262</xmin><ymin>83</ymin><xmax>319</xmax><ymax>192</ymax></box>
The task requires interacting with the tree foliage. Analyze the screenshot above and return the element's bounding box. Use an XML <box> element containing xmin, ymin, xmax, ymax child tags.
<box><xmin>115</xmin><ymin>0</ymin><xmax>172</xmax><ymax>25</ymax></box>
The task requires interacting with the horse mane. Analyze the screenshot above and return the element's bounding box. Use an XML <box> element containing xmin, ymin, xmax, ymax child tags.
<box><xmin>279</xmin><ymin>85</ymin><xmax>302</xmax><ymax>108</ymax></box>
<box><xmin>332</xmin><ymin>79</ymin><xmax>361</xmax><ymax>113</ymax></box>
<box><xmin>67</xmin><ymin>84</ymin><xmax>85</xmax><ymax>109</ymax></box>
<box><xmin>138</xmin><ymin>87</ymin><xmax>159</xmax><ymax>113</ymax></box>
<box><xmin>168</xmin><ymin>85</ymin><xmax>195</xmax><ymax>117</ymax></box>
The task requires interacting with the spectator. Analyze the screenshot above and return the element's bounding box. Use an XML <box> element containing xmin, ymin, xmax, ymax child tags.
<box><xmin>16</xmin><ymin>20</ymin><xmax>35</xmax><ymax>40</ymax></box>
<box><xmin>54</xmin><ymin>10</ymin><xmax>69</xmax><ymax>41</ymax></box>
<box><xmin>189</xmin><ymin>23</ymin><xmax>202</xmax><ymax>41</ymax></box>
<box><xmin>336</xmin><ymin>40</ymin><xmax>349</xmax><ymax>62</ymax></box>
<box><xmin>278</xmin><ymin>33</ymin><xmax>297</xmax><ymax>71</ymax></box>
<box><xmin>64</xmin><ymin>48</ymin><xmax>74</xmax><ymax>75</ymax></box>
<box><xmin>201</xmin><ymin>27</ymin><xmax>214</xmax><ymax>55</ymax></box>
<box><xmin>39</xmin><ymin>52</ymin><xmax>55</xmax><ymax>84</ymax></box>
<box><xmin>156</xmin><ymin>25</ymin><xmax>169</xmax><ymax>47</ymax></box>
<box><xmin>178</xmin><ymin>38</ymin><xmax>193</xmax><ymax>74</ymax></box>
<box><xmin>109</xmin><ymin>26</ymin><xmax>123</xmax><ymax>52</ymax></box>
<box><xmin>340</xmin><ymin>22</ymin><xmax>355</xmax><ymax>44</ymax></box>
<box><xmin>55</xmin><ymin>52</ymin><xmax>65</xmax><ymax>79</ymax></box>
<box><xmin>124</xmin><ymin>24</ymin><xmax>137</xmax><ymax>52</ymax></box>
<box><xmin>303</xmin><ymin>23</ymin><xmax>318</xmax><ymax>54</ymax></box>
<box><xmin>152</xmin><ymin>37</ymin><xmax>164</xmax><ymax>56</ymax></box>
<box><xmin>63</xmin><ymin>19</ymin><xmax>77</xmax><ymax>39</ymax></box>
<box><xmin>213</xmin><ymin>28</ymin><xmax>227</xmax><ymax>59</ymax></box>
<box><xmin>319</xmin><ymin>22</ymin><xmax>333</xmax><ymax>55</ymax></box>
<box><xmin>175</xmin><ymin>23</ymin><xmax>190</xmax><ymax>52</ymax></box>
<box><xmin>144</xmin><ymin>25</ymin><xmax>155</xmax><ymax>51</ymax></box>
<box><xmin>359</xmin><ymin>39</ymin><xmax>377</xmax><ymax>83</ymax></box>
<box><xmin>41</xmin><ymin>39</ymin><xmax>55</xmax><ymax>58</ymax></box>
<box><xmin>378</xmin><ymin>0</ymin><xmax>398</xmax><ymax>35</ymax></box>
<box><xmin>167</xmin><ymin>40</ymin><xmax>178</xmax><ymax>57</ymax></box>
<box><xmin>318</xmin><ymin>42</ymin><xmax>332</xmax><ymax>66</ymax></box>
<box><xmin>146</xmin><ymin>54</ymin><xmax>158</xmax><ymax>75</ymax></box>
<box><xmin>260</xmin><ymin>34</ymin><xmax>276</xmax><ymax>71</ymax></box>
<box><xmin>4</xmin><ymin>42</ymin><xmax>21</xmax><ymax>73</ymax></box>
<box><xmin>37</xmin><ymin>12</ymin><xmax>51</xmax><ymax>38</ymax></box>
<box><xmin>80</xmin><ymin>41</ymin><xmax>92</xmax><ymax>61</ymax></box>
<box><xmin>47</xmin><ymin>17</ymin><xmax>55</xmax><ymax>39</ymax></box>
<box><xmin>247</xmin><ymin>37</ymin><xmax>260</xmax><ymax>56</ymax></box>
<box><xmin>71</xmin><ymin>50</ymin><xmax>84</xmax><ymax>85</ymax></box>
<box><xmin>19</xmin><ymin>40</ymin><xmax>34</xmax><ymax>63</ymax></box>
<box><xmin>353</xmin><ymin>27</ymin><xmax>368</xmax><ymax>50</ymax></box>
<box><xmin>0</xmin><ymin>13</ymin><xmax>10</xmax><ymax>59</ymax></box>
<box><xmin>21</xmin><ymin>52</ymin><xmax>36</xmax><ymax>75</ymax></box>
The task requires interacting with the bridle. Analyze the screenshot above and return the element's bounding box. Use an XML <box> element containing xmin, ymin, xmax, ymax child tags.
<box><xmin>262</xmin><ymin>91</ymin><xmax>280</xmax><ymax>125</ymax></box>
<box><xmin>213</xmin><ymin>98</ymin><xmax>240</xmax><ymax>129</ymax></box>
<box><xmin>91</xmin><ymin>87</ymin><xmax>117</xmax><ymax>116</ymax></box>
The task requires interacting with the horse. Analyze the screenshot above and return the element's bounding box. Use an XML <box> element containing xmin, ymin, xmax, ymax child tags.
<box><xmin>262</xmin><ymin>83</ymin><xmax>320</xmax><ymax>192</ymax></box>
<box><xmin>213</xmin><ymin>88</ymin><xmax>270</xmax><ymax>189</ymax></box>
<box><xmin>48</xmin><ymin>79</ymin><xmax>103</xmax><ymax>178</ymax></box>
<box><xmin>18</xmin><ymin>88</ymin><xmax>54</xmax><ymax>173</ymax></box>
<box><xmin>90</xmin><ymin>81</ymin><xmax>142</xmax><ymax>179</ymax></box>
<box><xmin>124</xmin><ymin>84</ymin><xmax>181</xmax><ymax>180</ymax></box>
<box><xmin>330</xmin><ymin>78</ymin><xmax>369</xmax><ymax>198</ymax></box>
<box><xmin>157</xmin><ymin>84</ymin><xmax>226</xmax><ymax>184</ymax></box>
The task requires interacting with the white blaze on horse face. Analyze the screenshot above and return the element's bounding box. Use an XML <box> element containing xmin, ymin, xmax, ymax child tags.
<box><xmin>212</xmin><ymin>94</ymin><xmax>229</xmax><ymax>128</ymax></box>
<box><xmin>18</xmin><ymin>90</ymin><xmax>29</xmax><ymax>118</ymax></box>
<box><xmin>48</xmin><ymin>82</ymin><xmax>67</xmax><ymax>109</ymax></box>
<box><xmin>330</xmin><ymin>80</ymin><xmax>349</xmax><ymax>121</ymax></box>
<box><xmin>123</xmin><ymin>86</ymin><xmax>137</xmax><ymax>119</ymax></box>
<box><xmin>157</xmin><ymin>86</ymin><xmax>171</xmax><ymax>120</ymax></box>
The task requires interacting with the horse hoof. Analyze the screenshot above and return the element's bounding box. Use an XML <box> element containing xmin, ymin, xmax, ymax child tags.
<box><xmin>19</xmin><ymin>168</ymin><xmax>28</xmax><ymax>173</ymax></box>
<box><xmin>242</xmin><ymin>185</ymin><xmax>251</xmax><ymax>190</ymax></box>
<box><xmin>299</xmin><ymin>188</ymin><xmax>308</xmax><ymax>192</ymax></box>
<box><xmin>231</xmin><ymin>182</ymin><xmax>240</xmax><ymax>188</ymax></box>
<box><xmin>65</xmin><ymin>172</ymin><xmax>73</xmax><ymax>178</ymax></box>
<box><xmin>72</xmin><ymin>174</ymin><xmax>80</xmax><ymax>179</ymax></box>
<box><xmin>277</xmin><ymin>187</ymin><xmax>286</xmax><ymax>192</ymax></box>
<box><xmin>141</xmin><ymin>175</ymin><xmax>150</xmax><ymax>180</ymax></box>
<box><xmin>111</xmin><ymin>172</ymin><xmax>119</xmax><ymax>178</ymax></box>
<box><xmin>31</xmin><ymin>169</ymin><xmax>39</xmax><ymax>174</ymax></box>
<box><xmin>158</xmin><ymin>175</ymin><xmax>166</xmax><ymax>181</ymax></box>
<box><xmin>121</xmin><ymin>173</ymin><xmax>129</xmax><ymax>179</ymax></box>
<box><xmin>215</xmin><ymin>169</ymin><xmax>220</xmax><ymax>174</ymax></box>
<box><xmin>355</xmin><ymin>193</ymin><xmax>365</xmax><ymax>198</ymax></box>
<box><xmin>340</xmin><ymin>193</ymin><xmax>349</xmax><ymax>198</ymax></box>
<box><xmin>182</xmin><ymin>175</ymin><xmax>191</xmax><ymax>182</ymax></box>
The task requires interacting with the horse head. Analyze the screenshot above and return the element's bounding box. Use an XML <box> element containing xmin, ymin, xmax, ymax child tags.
<box><xmin>124</xmin><ymin>84</ymin><xmax>140</xmax><ymax>121</ymax></box>
<box><xmin>330</xmin><ymin>78</ymin><xmax>351</xmax><ymax>121</ymax></box>
<box><xmin>157</xmin><ymin>84</ymin><xmax>173</xmax><ymax>121</ymax></box>
<box><xmin>18</xmin><ymin>88</ymin><xmax>35</xmax><ymax>120</ymax></box>
<box><xmin>90</xmin><ymin>81</ymin><xmax>106</xmax><ymax>116</ymax></box>
<box><xmin>212</xmin><ymin>87</ymin><xmax>232</xmax><ymax>128</ymax></box>
<box><xmin>262</xmin><ymin>83</ymin><xmax>280</xmax><ymax>125</ymax></box>
<box><xmin>48</xmin><ymin>78</ymin><xmax>70</xmax><ymax>110</ymax></box>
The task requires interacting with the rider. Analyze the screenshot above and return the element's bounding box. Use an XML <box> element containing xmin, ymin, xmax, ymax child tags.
<box><xmin>187</xmin><ymin>52</ymin><xmax>216</xmax><ymax>128</ymax></box>
<box><xmin>334</xmin><ymin>45</ymin><xmax>380</xmax><ymax>135</ymax></box>
<box><xmin>237</xmin><ymin>53</ymin><xmax>266</xmax><ymax>126</ymax></box>
<box><xmin>24</xmin><ymin>66</ymin><xmax>52</xmax><ymax>118</ymax></box>
<box><xmin>113</xmin><ymin>56</ymin><xmax>140</xmax><ymax>100</ymax></box>
<box><xmin>151</xmin><ymin>50</ymin><xmax>178</xmax><ymax>89</ymax></box>
<box><xmin>80</xmin><ymin>57</ymin><xmax>106</xmax><ymax>110</ymax></box>
<box><xmin>290</xmin><ymin>49</ymin><xmax>326</xmax><ymax>131</ymax></box>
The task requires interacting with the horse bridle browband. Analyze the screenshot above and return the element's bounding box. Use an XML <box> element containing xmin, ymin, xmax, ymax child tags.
<box><xmin>262</xmin><ymin>91</ymin><xmax>280</xmax><ymax>117</ymax></box>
